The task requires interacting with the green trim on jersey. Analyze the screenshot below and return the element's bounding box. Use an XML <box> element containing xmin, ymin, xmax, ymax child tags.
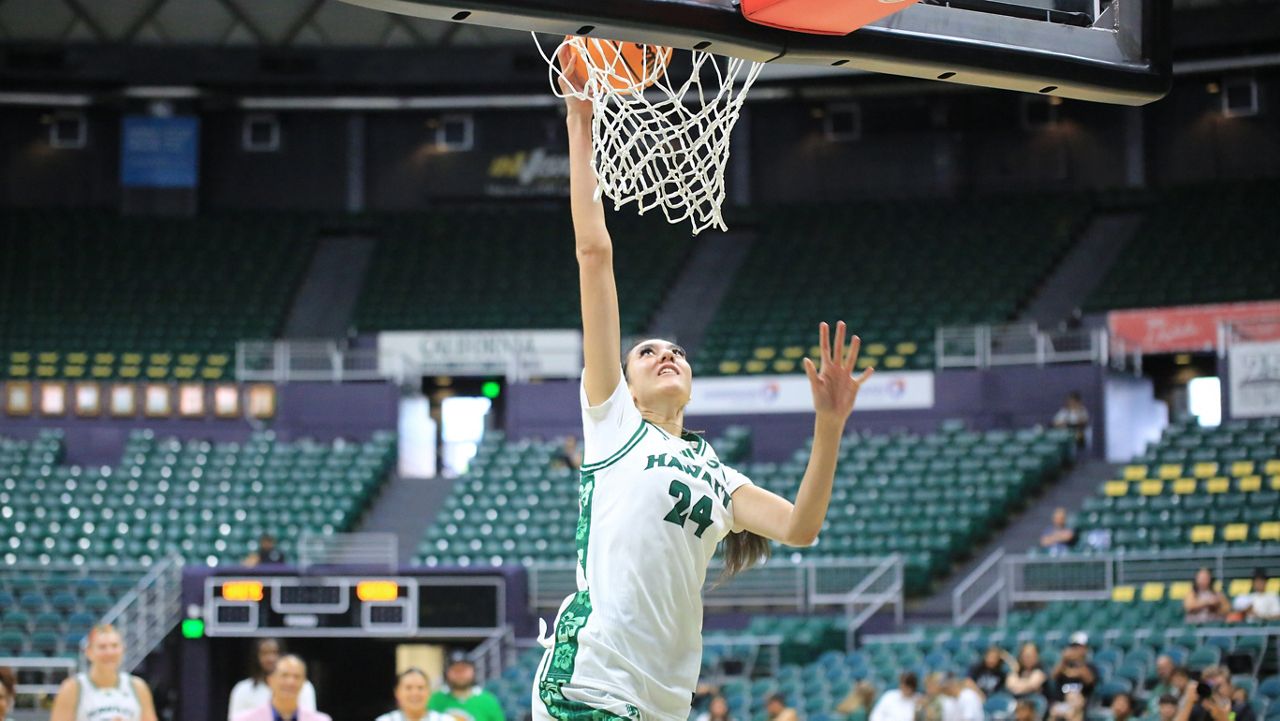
<box><xmin>580</xmin><ymin>421</ymin><xmax>647</xmax><ymax>473</ymax></box>
<box><xmin>539</xmin><ymin>470</ymin><xmax>620</xmax><ymax>721</ymax></box>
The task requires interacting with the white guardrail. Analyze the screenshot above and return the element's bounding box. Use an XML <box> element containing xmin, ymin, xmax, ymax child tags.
<box><xmin>530</xmin><ymin>556</ymin><xmax>904</xmax><ymax>650</ymax></box>
<box><xmin>935</xmin><ymin>324</ymin><xmax>1123</xmax><ymax>370</ymax></box>
<box><xmin>952</xmin><ymin>547</ymin><xmax>1280</xmax><ymax>626</ymax></box>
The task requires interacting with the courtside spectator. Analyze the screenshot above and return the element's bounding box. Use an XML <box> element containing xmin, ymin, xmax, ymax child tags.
<box><xmin>233</xmin><ymin>655</ymin><xmax>331</xmax><ymax>721</ymax></box>
<box><xmin>428</xmin><ymin>659</ymin><xmax>504</xmax><ymax>721</ymax></box>
<box><xmin>229</xmin><ymin>639</ymin><xmax>318</xmax><ymax>720</ymax></box>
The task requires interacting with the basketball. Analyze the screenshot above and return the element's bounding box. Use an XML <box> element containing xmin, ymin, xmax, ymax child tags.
<box><xmin>557</xmin><ymin>37</ymin><xmax>672</xmax><ymax>94</ymax></box>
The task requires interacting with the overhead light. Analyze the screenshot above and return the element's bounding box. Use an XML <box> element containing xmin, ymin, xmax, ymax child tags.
<box><xmin>0</xmin><ymin>92</ymin><xmax>91</xmax><ymax>107</ymax></box>
<box><xmin>124</xmin><ymin>86</ymin><xmax>202</xmax><ymax>99</ymax></box>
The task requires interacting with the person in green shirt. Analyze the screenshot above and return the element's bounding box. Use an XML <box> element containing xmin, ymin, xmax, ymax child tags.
<box><xmin>427</xmin><ymin>660</ymin><xmax>504</xmax><ymax>721</ymax></box>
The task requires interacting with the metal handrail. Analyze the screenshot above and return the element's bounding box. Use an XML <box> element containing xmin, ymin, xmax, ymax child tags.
<box><xmin>951</xmin><ymin>549</ymin><xmax>1006</xmax><ymax>626</ymax></box>
<box><xmin>936</xmin><ymin>323</ymin><xmax>1111</xmax><ymax>369</ymax></box>
<box><xmin>98</xmin><ymin>553</ymin><xmax>185</xmax><ymax>672</ymax></box>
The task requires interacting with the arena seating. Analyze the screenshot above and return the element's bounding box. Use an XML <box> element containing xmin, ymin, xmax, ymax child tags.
<box><xmin>0</xmin><ymin>566</ymin><xmax>141</xmax><ymax>658</ymax></box>
<box><xmin>0</xmin><ymin>210</ymin><xmax>318</xmax><ymax>381</ymax></box>
<box><xmin>1070</xmin><ymin>417</ymin><xmax>1280</xmax><ymax>553</ymax></box>
<box><xmin>414</xmin><ymin>424</ymin><xmax>1075</xmax><ymax>595</ymax></box>
<box><xmin>697</xmin><ymin>196</ymin><xmax>1089</xmax><ymax>376</ymax></box>
<box><xmin>1085</xmin><ymin>179</ymin><xmax>1280</xmax><ymax>311</ymax></box>
<box><xmin>0</xmin><ymin>429</ymin><xmax>393</xmax><ymax>657</ymax></box>
<box><xmin>485</xmin><ymin>592</ymin><xmax>1280</xmax><ymax>721</ymax></box>
<box><xmin>353</xmin><ymin>208</ymin><xmax>692</xmax><ymax>335</ymax></box>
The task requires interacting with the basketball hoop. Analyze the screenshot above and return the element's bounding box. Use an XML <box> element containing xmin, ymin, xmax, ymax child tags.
<box><xmin>536</xmin><ymin>34</ymin><xmax>764</xmax><ymax>235</ymax></box>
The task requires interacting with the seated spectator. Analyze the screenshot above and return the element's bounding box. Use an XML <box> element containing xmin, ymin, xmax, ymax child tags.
<box><xmin>1111</xmin><ymin>693</ymin><xmax>1137</xmax><ymax>721</ymax></box>
<box><xmin>919</xmin><ymin>673</ymin><xmax>957</xmax><ymax>721</ymax></box>
<box><xmin>1177</xmin><ymin>671</ymin><xmax>1256</xmax><ymax>721</ymax></box>
<box><xmin>243</xmin><ymin>533</ymin><xmax>286</xmax><ymax>567</ymax></box>
<box><xmin>1053</xmin><ymin>392</ymin><xmax>1090</xmax><ymax>449</ymax></box>
<box><xmin>233</xmin><ymin>655</ymin><xmax>331</xmax><ymax>721</ymax></box>
<box><xmin>1005</xmin><ymin>642</ymin><xmax>1048</xmax><ymax>700</ymax></box>
<box><xmin>551</xmin><ymin>436</ymin><xmax>582</xmax><ymax>471</ymax></box>
<box><xmin>696</xmin><ymin>695</ymin><xmax>733</xmax><ymax>721</ymax></box>
<box><xmin>1048</xmin><ymin>634</ymin><xmax>1098</xmax><ymax>707</ymax></box>
<box><xmin>1184</xmin><ymin>568</ymin><xmax>1230</xmax><ymax>624</ymax></box>
<box><xmin>1150</xmin><ymin>695</ymin><xmax>1179</xmax><ymax>721</ymax></box>
<box><xmin>969</xmin><ymin>647</ymin><xmax>1007</xmax><ymax>697</ymax></box>
<box><xmin>1148</xmin><ymin>656</ymin><xmax>1177</xmax><ymax>700</ymax></box>
<box><xmin>870</xmin><ymin>673</ymin><xmax>920</xmax><ymax>721</ymax></box>
<box><xmin>1040</xmin><ymin>507</ymin><xmax>1077</xmax><ymax>555</ymax></box>
<box><xmin>1231</xmin><ymin>569</ymin><xmax>1280</xmax><ymax>621</ymax></box>
<box><xmin>765</xmin><ymin>694</ymin><xmax>798</xmax><ymax>721</ymax></box>
<box><xmin>946</xmin><ymin>677</ymin><xmax>984</xmax><ymax>721</ymax></box>
<box><xmin>836</xmin><ymin>681</ymin><xmax>879</xmax><ymax>721</ymax></box>
<box><xmin>1014</xmin><ymin>700</ymin><xmax>1040</xmax><ymax>721</ymax></box>
<box><xmin>1170</xmin><ymin>668</ymin><xmax>1191</xmax><ymax>701</ymax></box>
<box><xmin>1048</xmin><ymin>691</ymin><xmax>1086</xmax><ymax>721</ymax></box>
<box><xmin>0</xmin><ymin>666</ymin><xmax>14</xmax><ymax>721</ymax></box>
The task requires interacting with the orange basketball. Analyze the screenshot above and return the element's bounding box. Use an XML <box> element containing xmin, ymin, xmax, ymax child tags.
<box><xmin>558</xmin><ymin>37</ymin><xmax>672</xmax><ymax>95</ymax></box>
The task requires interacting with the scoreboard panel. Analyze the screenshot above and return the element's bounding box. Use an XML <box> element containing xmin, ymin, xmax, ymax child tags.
<box><xmin>203</xmin><ymin>575</ymin><xmax>504</xmax><ymax>638</ymax></box>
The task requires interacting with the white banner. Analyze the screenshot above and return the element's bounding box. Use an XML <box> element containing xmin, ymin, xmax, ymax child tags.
<box><xmin>1229</xmin><ymin>339</ymin><xmax>1280</xmax><ymax>419</ymax></box>
<box><xmin>687</xmin><ymin>371</ymin><xmax>934</xmax><ymax>415</ymax></box>
<box><xmin>378</xmin><ymin>330</ymin><xmax>582</xmax><ymax>380</ymax></box>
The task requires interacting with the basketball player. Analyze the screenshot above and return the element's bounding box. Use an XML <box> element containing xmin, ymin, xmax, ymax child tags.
<box><xmin>374</xmin><ymin>668</ymin><xmax>442</xmax><ymax>721</ymax></box>
<box><xmin>49</xmin><ymin>624</ymin><xmax>158</xmax><ymax>721</ymax></box>
<box><xmin>531</xmin><ymin>79</ymin><xmax>874</xmax><ymax>721</ymax></box>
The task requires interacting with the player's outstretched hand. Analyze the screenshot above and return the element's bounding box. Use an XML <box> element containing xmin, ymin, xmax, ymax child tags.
<box><xmin>803</xmin><ymin>321</ymin><xmax>874</xmax><ymax>423</ymax></box>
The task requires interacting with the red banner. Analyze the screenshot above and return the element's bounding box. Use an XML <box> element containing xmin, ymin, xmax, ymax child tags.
<box><xmin>1109</xmin><ymin>300</ymin><xmax>1280</xmax><ymax>353</ymax></box>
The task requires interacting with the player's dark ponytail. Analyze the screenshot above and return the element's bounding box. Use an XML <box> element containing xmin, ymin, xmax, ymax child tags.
<box><xmin>717</xmin><ymin>531</ymin><xmax>771</xmax><ymax>585</ymax></box>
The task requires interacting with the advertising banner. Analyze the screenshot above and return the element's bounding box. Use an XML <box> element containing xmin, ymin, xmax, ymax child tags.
<box><xmin>379</xmin><ymin>330</ymin><xmax>581</xmax><ymax>379</ymax></box>
<box><xmin>1229</xmin><ymin>339</ymin><xmax>1280</xmax><ymax>419</ymax></box>
<box><xmin>687</xmin><ymin>371</ymin><xmax>934</xmax><ymax>415</ymax></box>
<box><xmin>1108</xmin><ymin>300</ymin><xmax>1280</xmax><ymax>353</ymax></box>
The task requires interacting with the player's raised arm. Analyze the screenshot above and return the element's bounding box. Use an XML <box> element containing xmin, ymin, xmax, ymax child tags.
<box><xmin>562</xmin><ymin>78</ymin><xmax>622</xmax><ymax>406</ymax></box>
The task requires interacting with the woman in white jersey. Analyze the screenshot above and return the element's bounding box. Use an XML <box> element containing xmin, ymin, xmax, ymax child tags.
<box><xmin>50</xmin><ymin>624</ymin><xmax>158</xmax><ymax>721</ymax></box>
<box><xmin>376</xmin><ymin>668</ymin><xmax>444</xmax><ymax>721</ymax></box>
<box><xmin>533</xmin><ymin>80</ymin><xmax>875</xmax><ymax>721</ymax></box>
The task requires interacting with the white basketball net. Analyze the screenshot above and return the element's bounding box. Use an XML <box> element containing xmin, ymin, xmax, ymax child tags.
<box><xmin>537</xmin><ymin>34</ymin><xmax>764</xmax><ymax>235</ymax></box>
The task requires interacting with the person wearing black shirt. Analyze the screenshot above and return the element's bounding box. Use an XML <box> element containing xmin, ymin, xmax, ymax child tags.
<box><xmin>1048</xmin><ymin>634</ymin><xmax>1098</xmax><ymax>706</ymax></box>
<box><xmin>968</xmin><ymin>647</ymin><xmax>1006</xmax><ymax>697</ymax></box>
<box><xmin>244</xmin><ymin>533</ymin><xmax>286</xmax><ymax>567</ymax></box>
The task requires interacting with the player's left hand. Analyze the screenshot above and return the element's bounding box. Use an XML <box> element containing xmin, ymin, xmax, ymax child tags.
<box><xmin>803</xmin><ymin>321</ymin><xmax>873</xmax><ymax>423</ymax></box>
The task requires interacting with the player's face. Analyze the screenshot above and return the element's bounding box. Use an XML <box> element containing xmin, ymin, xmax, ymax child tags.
<box><xmin>626</xmin><ymin>339</ymin><xmax>692</xmax><ymax>407</ymax></box>
<box><xmin>0</xmin><ymin>680</ymin><xmax>10</xmax><ymax>719</ymax></box>
<box><xmin>396</xmin><ymin>673</ymin><xmax>430</xmax><ymax>712</ymax></box>
<box><xmin>87</xmin><ymin>630</ymin><xmax>123</xmax><ymax>670</ymax></box>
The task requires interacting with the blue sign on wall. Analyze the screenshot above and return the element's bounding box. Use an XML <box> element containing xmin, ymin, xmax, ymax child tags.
<box><xmin>120</xmin><ymin>116</ymin><xmax>200</xmax><ymax>188</ymax></box>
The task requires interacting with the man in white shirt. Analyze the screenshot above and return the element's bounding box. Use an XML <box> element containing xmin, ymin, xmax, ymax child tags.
<box><xmin>1232</xmin><ymin>569</ymin><xmax>1280</xmax><ymax>621</ymax></box>
<box><xmin>870</xmin><ymin>672</ymin><xmax>921</xmax><ymax>721</ymax></box>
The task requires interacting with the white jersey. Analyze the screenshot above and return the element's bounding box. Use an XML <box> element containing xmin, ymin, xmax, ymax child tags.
<box><xmin>75</xmin><ymin>672</ymin><xmax>142</xmax><ymax>721</ymax></box>
<box><xmin>534</xmin><ymin>374</ymin><xmax>753</xmax><ymax>721</ymax></box>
